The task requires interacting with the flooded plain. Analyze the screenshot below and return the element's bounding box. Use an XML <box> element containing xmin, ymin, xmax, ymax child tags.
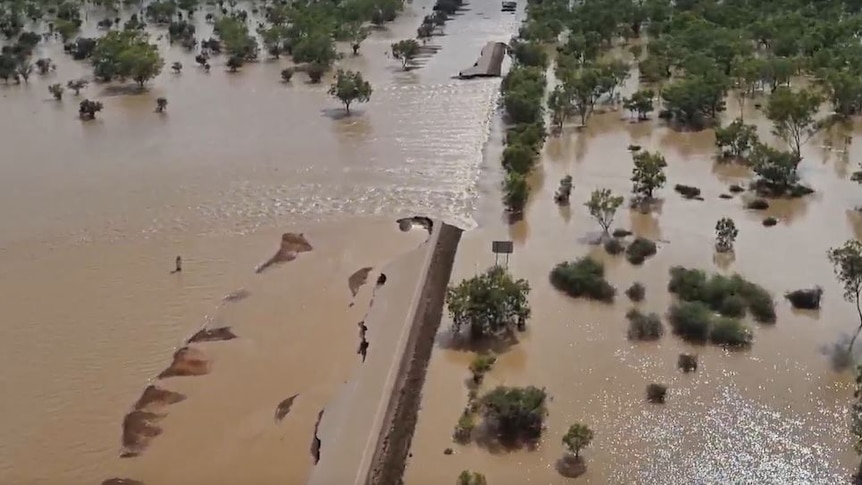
<box><xmin>405</xmin><ymin>83</ymin><xmax>862</xmax><ymax>482</ymax></box>
<box><xmin>3</xmin><ymin>0</ymin><xmax>861</xmax><ymax>482</ymax></box>
<box><xmin>0</xmin><ymin>0</ymin><xmax>519</xmax><ymax>483</ymax></box>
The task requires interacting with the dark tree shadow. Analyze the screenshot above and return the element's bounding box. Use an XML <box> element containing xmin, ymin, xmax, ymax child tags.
<box><xmin>471</xmin><ymin>420</ymin><xmax>541</xmax><ymax>454</ymax></box>
<box><xmin>435</xmin><ymin>329</ymin><xmax>519</xmax><ymax>354</ymax></box>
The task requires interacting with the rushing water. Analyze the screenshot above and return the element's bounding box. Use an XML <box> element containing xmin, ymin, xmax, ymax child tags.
<box><xmin>0</xmin><ymin>0</ymin><xmax>519</xmax><ymax>482</ymax></box>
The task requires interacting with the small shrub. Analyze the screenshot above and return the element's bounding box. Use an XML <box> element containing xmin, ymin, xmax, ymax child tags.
<box><xmin>668</xmin><ymin>301</ymin><xmax>711</xmax><ymax>343</ymax></box>
<box><xmin>709</xmin><ymin>317</ymin><xmax>753</xmax><ymax>347</ymax></box>
<box><xmin>469</xmin><ymin>353</ymin><xmax>496</xmax><ymax>384</ymax></box>
<box><xmin>668</xmin><ymin>266</ymin><xmax>707</xmax><ymax>302</ymax></box>
<box><xmin>625</xmin><ymin>237</ymin><xmax>657</xmax><ymax>264</ymax></box>
<box><xmin>668</xmin><ymin>267</ymin><xmax>776</xmax><ymax>324</ymax></box>
<box><xmin>646</xmin><ymin>383</ymin><xmax>667</xmax><ymax>403</ymax></box>
<box><xmin>746</xmin><ymin>198</ymin><xmax>770</xmax><ymax>210</ymax></box>
<box><xmin>763</xmin><ymin>217</ymin><xmax>778</xmax><ymax>227</ymax></box>
<box><xmin>626</xmin><ymin>308</ymin><xmax>663</xmax><ymax>340</ymax></box>
<box><xmin>728</xmin><ymin>184</ymin><xmax>744</xmax><ymax>193</ymax></box>
<box><xmin>554</xmin><ymin>175</ymin><xmax>573</xmax><ymax>204</ymax></box>
<box><xmin>453</xmin><ymin>410</ymin><xmax>475</xmax><ymax>443</ymax></box>
<box><xmin>604</xmin><ymin>237</ymin><xmax>625</xmax><ymax>255</ymax></box>
<box><xmin>677</xmin><ymin>353</ymin><xmax>698</xmax><ymax>372</ymax></box>
<box><xmin>281</xmin><ymin>67</ymin><xmax>294</xmax><ymax>82</ymax></box>
<box><xmin>674</xmin><ymin>184</ymin><xmax>701</xmax><ymax>199</ymax></box>
<box><xmin>785</xmin><ymin>287</ymin><xmax>823</xmax><ymax>309</ymax></box>
<box><xmin>457</xmin><ymin>470</ymin><xmax>487</xmax><ymax>485</ymax></box>
<box><xmin>612</xmin><ymin>228</ymin><xmax>632</xmax><ymax>238</ymax></box>
<box><xmin>550</xmin><ymin>258</ymin><xmax>616</xmax><ymax>302</ymax></box>
<box><xmin>625</xmin><ymin>282</ymin><xmax>645</xmax><ymax>302</ymax></box>
<box><xmin>719</xmin><ymin>193</ymin><xmax>733</xmax><ymax>199</ymax></box>
<box><xmin>742</xmin><ymin>284</ymin><xmax>776</xmax><ymax>323</ymax></box>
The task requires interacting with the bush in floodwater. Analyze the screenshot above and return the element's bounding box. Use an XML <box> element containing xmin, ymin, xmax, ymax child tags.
<box><xmin>668</xmin><ymin>301</ymin><xmax>712</xmax><ymax>343</ymax></box>
<box><xmin>746</xmin><ymin>198</ymin><xmax>770</xmax><ymax>210</ymax></box>
<box><xmin>677</xmin><ymin>353</ymin><xmax>698</xmax><ymax>372</ymax></box>
<box><xmin>626</xmin><ymin>282</ymin><xmax>645</xmax><ymax>302</ymax></box>
<box><xmin>550</xmin><ymin>257</ymin><xmax>616</xmax><ymax>302</ymax></box>
<box><xmin>453</xmin><ymin>409</ymin><xmax>475</xmax><ymax>443</ymax></box>
<box><xmin>612</xmin><ymin>228</ymin><xmax>632</xmax><ymax>238</ymax></box>
<box><xmin>709</xmin><ymin>317</ymin><xmax>753</xmax><ymax>347</ymax></box>
<box><xmin>674</xmin><ymin>184</ymin><xmax>701</xmax><ymax>199</ymax></box>
<box><xmin>646</xmin><ymin>383</ymin><xmax>668</xmax><ymax>403</ymax></box>
<box><xmin>502</xmin><ymin>143</ymin><xmax>536</xmax><ymax>175</ymax></box>
<box><xmin>626</xmin><ymin>308</ymin><xmax>663</xmax><ymax>341</ymax></box>
<box><xmin>785</xmin><ymin>287</ymin><xmax>823</xmax><ymax>310</ymax></box>
<box><xmin>667</xmin><ymin>267</ymin><xmax>776</xmax><ymax>323</ymax></box>
<box><xmin>457</xmin><ymin>470</ymin><xmax>487</xmax><ymax>485</ymax></box>
<box><xmin>506</xmin><ymin>121</ymin><xmax>546</xmax><ymax>153</ymax></box>
<box><xmin>625</xmin><ymin>237</ymin><xmax>657</xmax><ymax>265</ymax></box>
<box><xmin>604</xmin><ymin>237</ymin><xmax>625</xmax><ymax>255</ymax></box>
<box><xmin>469</xmin><ymin>353</ymin><xmax>496</xmax><ymax>384</ymax></box>
<box><xmin>479</xmin><ymin>385</ymin><xmax>548</xmax><ymax>444</ymax></box>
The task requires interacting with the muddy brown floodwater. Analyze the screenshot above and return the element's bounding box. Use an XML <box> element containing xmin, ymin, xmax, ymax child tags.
<box><xmin>0</xmin><ymin>0</ymin><xmax>521</xmax><ymax>483</ymax></box>
<box><xmin>405</xmin><ymin>74</ymin><xmax>862</xmax><ymax>483</ymax></box>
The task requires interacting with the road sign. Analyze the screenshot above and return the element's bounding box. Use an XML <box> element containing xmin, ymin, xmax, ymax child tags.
<box><xmin>492</xmin><ymin>240</ymin><xmax>514</xmax><ymax>266</ymax></box>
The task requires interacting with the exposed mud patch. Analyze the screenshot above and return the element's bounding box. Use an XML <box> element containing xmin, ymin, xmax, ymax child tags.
<box><xmin>187</xmin><ymin>327</ymin><xmax>238</xmax><ymax>343</ymax></box>
<box><xmin>275</xmin><ymin>393</ymin><xmax>299</xmax><ymax>422</ymax></box>
<box><xmin>102</xmin><ymin>479</ymin><xmax>144</xmax><ymax>485</ymax></box>
<box><xmin>134</xmin><ymin>385</ymin><xmax>185</xmax><ymax>411</ymax></box>
<box><xmin>349</xmin><ymin>267</ymin><xmax>373</xmax><ymax>297</ymax></box>
<box><xmin>157</xmin><ymin>346</ymin><xmax>210</xmax><ymax>379</ymax></box>
<box><xmin>311</xmin><ymin>409</ymin><xmax>324</xmax><ymax>465</ymax></box>
<box><xmin>121</xmin><ymin>410</ymin><xmax>164</xmax><ymax>457</ymax></box>
<box><xmin>256</xmin><ymin>233</ymin><xmax>313</xmax><ymax>273</ymax></box>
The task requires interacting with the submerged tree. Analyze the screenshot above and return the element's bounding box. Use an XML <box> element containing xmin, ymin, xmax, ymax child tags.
<box><xmin>715</xmin><ymin>217</ymin><xmax>738</xmax><ymax>253</ymax></box>
<box><xmin>446</xmin><ymin>265</ymin><xmax>531</xmax><ymax>340</ymax></box>
<box><xmin>391</xmin><ymin>39</ymin><xmax>420</xmax><ymax>70</ymax></box>
<box><xmin>765</xmin><ymin>87</ymin><xmax>822</xmax><ymax>158</ymax></box>
<box><xmin>456</xmin><ymin>471</ymin><xmax>487</xmax><ymax>485</ymax></box>
<box><xmin>631</xmin><ymin>150</ymin><xmax>667</xmax><ymax>200</ymax></box>
<box><xmin>715</xmin><ymin>118</ymin><xmax>759</xmax><ymax>162</ymax></box>
<box><xmin>328</xmin><ymin>69</ymin><xmax>372</xmax><ymax>114</ymax></box>
<box><xmin>827</xmin><ymin>240</ymin><xmax>862</xmax><ymax>350</ymax></box>
<box><xmin>67</xmin><ymin>79</ymin><xmax>87</xmax><ymax>95</ymax></box>
<box><xmin>479</xmin><ymin>386</ymin><xmax>547</xmax><ymax>443</ymax></box>
<box><xmin>562</xmin><ymin>423</ymin><xmax>594</xmax><ymax>459</ymax></box>
<box><xmin>623</xmin><ymin>89</ymin><xmax>654</xmax><ymax>120</ymax></box>
<box><xmin>78</xmin><ymin>99</ymin><xmax>103</xmax><ymax>120</ymax></box>
<box><xmin>48</xmin><ymin>83</ymin><xmax>64</xmax><ymax>100</ymax></box>
<box><xmin>585</xmin><ymin>188</ymin><xmax>624</xmax><ymax>236</ymax></box>
<box><xmin>155</xmin><ymin>97</ymin><xmax>168</xmax><ymax>112</ymax></box>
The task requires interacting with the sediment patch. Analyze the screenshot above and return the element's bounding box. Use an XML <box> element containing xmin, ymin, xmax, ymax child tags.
<box><xmin>365</xmin><ymin>222</ymin><xmax>462</xmax><ymax>485</ymax></box>
<box><xmin>157</xmin><ymin>346</ymin><xmax>210</xmax><ymax>379</ymax></box>
<box><xmin>349</xmin><ymin>267</ymin><xmax>374</xmax><ymax>297</ymax></box>
<box><xmin>275</xmin><ymin>393</ymin><xmax>299</xmax><ymax>422</ymax></box>
<box><xmin>121</xmin><ymin>410</ymin><xmax>164</xmax><ymax>457</ymax></box>
<box><xmin>188</xmin><ymin>326</ymin><xmax>238</xmax><ymax>343</ymax></box>
<box><xmin>134</xmin><ymin>385</ymin><xmax>186</xmax><ymax>411</ymax></box>
<box><xmin>257</xmin><ymin>232</ymin><xmax>313</xmax><ymax>273</ymax></box>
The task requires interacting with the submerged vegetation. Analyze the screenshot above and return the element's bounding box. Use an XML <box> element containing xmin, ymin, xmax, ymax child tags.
<box><xmin>550</xmin><ymin>257</ymin><xmax>616</xmax><ymax>302</ymax></box>
<box><xmin>446</xmin><ymin>266</ymin><xmax>531</xmax><ymax>341</ymax></box>
<box><xmin>668</xmin><ymin>266</ymin><xmax>776</xmax><ymax>324</ymax></box>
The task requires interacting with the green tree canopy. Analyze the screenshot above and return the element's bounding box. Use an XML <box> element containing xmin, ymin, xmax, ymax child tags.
<box><xmin>91</xmin><ymin>30</ymin><xmax>164</xmax><ymax>86</ymax></box>
<box><xmin>446</xmin><ymin>265</ymin><xmax>531</xmax><ymax>340</ymax></box>
<box><xmin>328</xmin><ymin>69</ymin><xmax>372</xmax><ymax>114</ymax></box>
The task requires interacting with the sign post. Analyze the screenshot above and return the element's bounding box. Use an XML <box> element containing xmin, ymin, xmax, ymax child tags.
<box><xmin>491</xmin><ymin>240</ymin><xmax>514</xmax><ymax>267</ymax></box>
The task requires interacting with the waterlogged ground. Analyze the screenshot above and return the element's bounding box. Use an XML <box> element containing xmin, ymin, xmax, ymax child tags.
<box><xmin>0</xmin><ymin>0</ymin><xmax>520</xmax><ymax>482</ymax></box>
<box><xmin>406</xmin><ymin>74</ymin><xmax>862</xmax><ymax>483</ymax></box>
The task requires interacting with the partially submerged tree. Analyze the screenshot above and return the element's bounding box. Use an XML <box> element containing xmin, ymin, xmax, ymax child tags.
<box><xmin>585</xmin><ymin>188</ymin><xmax>624</xmax><ymax>236</ymax></box>
<box><xmin>328</xmin><ymin>70</ymin><xmax>372</xmax><ymax>114</ymax></box>
<box><xmin>48</xmin><ymin>83</ymin><xmax>64</xmax><ymax>100</ymax></box>
<box><xmin>79</xmin><ymin>99</ymin><xmax>103</xmax><ymax>120</ymax></box>
<box><xmin>446</xmin><ymin>265</ymin><xmax>531</xmax><ymax>340</ymax></box>
<box><xmin>67</xmin><ymin>79</ymin><xmax>87</xmax><ymax>96</ymax></box>
<box><xmin>554</xmin><ymin>175</ymin><xmax>573</xmax><ymax>205</ymax></box>
<box><xmin>827</xmin><ymin>240</ymin><xmax>862</xmax><ymax>350</ymax></box>
<box><xmin>91</xmin><ymin>30</ymin><xmax>164</xmax><ymax>87</ymax></box>
<box><xmin>503</xmin><ymin>172</ymin><xmax>529</xmax><ymax>214</ymax></box>
<box><xmin>631</xmin><ymin>150</ymin><xmax>667</xmax><ymax>201</ymax></box>
<box><xmin>750</xmin><ymin>143</ymin><xmax>803</xmax><ymax>194</ymax></box>
<box><xmin>715</xmin><ymin>217</ymin><xmax>738</xmax><ymax>253</ymax></box>
<box><xmin>479</xmin><ymin>386</ymin><xmax>547</xmax><ymax>443</ymax></box>
<box><xmin>623</xmin><ymin>89</ymin><xmax>654</xmax><ymax>120</ymax></box>
<box><xmin>155</xmin><ymin>97</ymin><xmax>168</xmax><ymax>112</ymax></box>
<box><xmin>714</xmin><ymin>118</ymin><xmax>759</xmax><ymax>162</ymax></box>
<box><xmin>765</xmin><ymin>87</ymin><xmax>822</xmax><ymax>158</ymax></box>
<box><xmin>171</xmin><ymin>61</ymin><xmax>183</xmax><ymax>73</ymax></box>
<box><xmin>562</xmin><ymin>423</ymin><xmax>593</xmax><ymax>459</ymax></box>
<box><xmin>391</xmin><ymin>39</ymin><xmax>420</xmax><ymax>70</ymax></box>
